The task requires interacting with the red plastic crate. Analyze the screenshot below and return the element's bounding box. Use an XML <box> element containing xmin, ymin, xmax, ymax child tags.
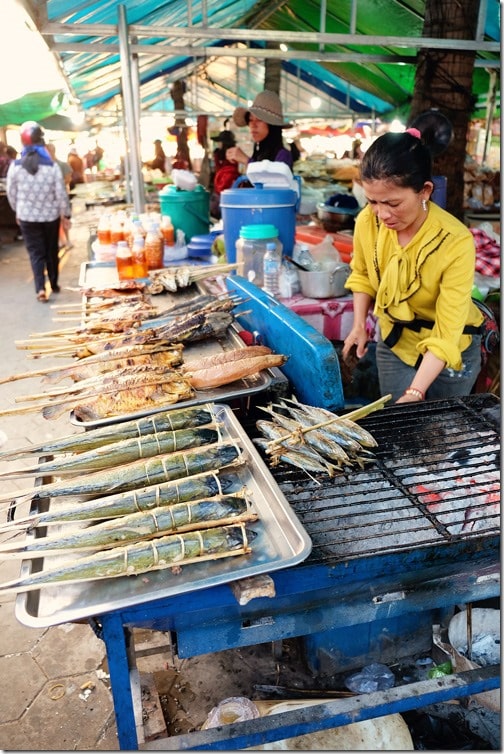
<box><xmin>280</xmin><ymin>293</ymin><xmax>378</xmax><ymax>342</ymax></box>
<box><xmin>295</xmin><ymin>226</ymin><xmax>353</xmax><ymax>263</ymax></box>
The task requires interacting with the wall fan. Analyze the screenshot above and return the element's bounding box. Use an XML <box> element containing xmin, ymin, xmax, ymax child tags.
<box><xmin>409</xmin><ymin>109</ymin><xmax>453</xmax><ymax>156</ymax></box>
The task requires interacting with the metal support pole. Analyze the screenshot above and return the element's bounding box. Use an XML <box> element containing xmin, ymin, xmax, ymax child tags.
<box><xmin>118</xmin><ymin>4</ymin><xmax>145</xmax><ymax>213</ymax></box>
<box><xmin>482</xmin><ymin>69</ymin><xmax>497</xmax><ymax>165</ymax></box>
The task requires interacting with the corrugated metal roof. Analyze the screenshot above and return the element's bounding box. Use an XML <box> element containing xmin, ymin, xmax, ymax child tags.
<box><xmin>17</xmin><ymin>0</ymin><xmax>502</xmax><ymax>128</ymax></box>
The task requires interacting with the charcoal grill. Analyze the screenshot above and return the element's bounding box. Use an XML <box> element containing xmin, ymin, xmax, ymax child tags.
<box><xmin>80</xmin><ymin>393</ymin><xmax>499</xmax><ymax>749</ymax></box>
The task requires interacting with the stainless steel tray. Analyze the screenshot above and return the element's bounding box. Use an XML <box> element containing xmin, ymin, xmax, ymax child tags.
<box><xmin>71</xmin><ymin>262</ymin><xmax>275</xmax><ymax>428</ymax></box>
<box><xmin>15</xmin><ymin>404</ymin><xmax>312</xmax><ymax>627</ymax></box>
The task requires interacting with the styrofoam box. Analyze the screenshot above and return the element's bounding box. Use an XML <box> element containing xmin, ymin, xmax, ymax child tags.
<box><xmin>280</xmin><ymin>293</ymin><xmax>378</xmax><ymax>342</ymax></box>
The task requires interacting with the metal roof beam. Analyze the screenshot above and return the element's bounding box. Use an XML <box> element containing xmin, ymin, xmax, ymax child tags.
<box><xmin>41</xmin><ymin>23</ymin><xmax>500</xmax><ymax>54</ymax></box>
<box><xmin>49</xmin><ymin>42</ymin><xmax>500</xmax><ymax>68</ymax></box>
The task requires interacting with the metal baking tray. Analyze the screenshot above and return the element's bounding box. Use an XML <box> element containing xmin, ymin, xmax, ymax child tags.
<box><xmin>71</xmin><ymin>262</ymin><xmax>276</xmax><ymax>428</ymax></box>
<box><xmin>15</xmin><ymin>404</ymin><xmax>312</xmax><ymax>627</ymax></box>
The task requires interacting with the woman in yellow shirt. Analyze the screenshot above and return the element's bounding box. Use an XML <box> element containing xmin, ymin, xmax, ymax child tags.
<box><xmin>342</xmin><ymin>129</ymin><xmax>483</xmax><ymax>404</ymax></box>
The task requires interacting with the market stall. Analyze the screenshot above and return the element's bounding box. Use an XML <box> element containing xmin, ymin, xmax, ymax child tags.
<box><xmin>0</xmin><ymin>252</ymin><xmax>499</xmax><ymax>749</ymax></box>
<box><xmin>7</xmin><ymin>392</ymin><xmax>501</xmax><ymax>750</ymax></box>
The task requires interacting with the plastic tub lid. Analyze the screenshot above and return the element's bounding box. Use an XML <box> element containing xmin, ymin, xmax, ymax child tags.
<box><xmin>246</xmin><ymin>160</ymin><xmax>297</xmax><ymax>190</ymax></box>
<box><xmin>190</xmin><ymin>233</ymin><xmax>216</xmax><ymax>245</ymax></box>
<box><xmin>239</xmin><ymin>224</ymin><xmax>279</xmax><ymax>239</ymax></box>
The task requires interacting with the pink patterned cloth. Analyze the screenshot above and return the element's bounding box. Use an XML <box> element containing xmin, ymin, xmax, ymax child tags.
<box><xmin>470</xmin><ymin>227</ymin><xmax>500</xmax><ymax>277</ymax></box>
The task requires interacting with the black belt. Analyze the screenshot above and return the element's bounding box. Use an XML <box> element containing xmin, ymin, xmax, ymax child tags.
<box><xmin>384</xmin><ymin>318</ymin><xmax>481</xmax><ymax>349</ymax></box>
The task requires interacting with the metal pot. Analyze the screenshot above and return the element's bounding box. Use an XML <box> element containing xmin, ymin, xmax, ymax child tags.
<box><xmin>299</xmin><ymin>264</ymin><xmax>350</xmax><ymax>298</ymax></box>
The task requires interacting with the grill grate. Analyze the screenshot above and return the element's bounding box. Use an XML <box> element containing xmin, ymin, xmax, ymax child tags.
<box><xmin>266</xmin><ymin>394</ymin><xmax>500</xmax><ymax>565</ymax></box>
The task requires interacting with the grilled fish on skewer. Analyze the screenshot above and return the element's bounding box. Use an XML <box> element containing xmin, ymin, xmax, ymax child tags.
<box><xmin>186</xmin><ymin>353</ymin><xmax>288</xmax><ymax>390</ymax></box>
<box><xmin>268</xmin><ymin>402</ymin><xmax>365</xmax><ymax>456</ymax></box>
<box><xmin>0</xmin><ymin>344</ymin><xmax>183</xmax><ymax>387</ymax></box>
<box><xmin>0</xmin><ymin>472</ymin><xmax>237</xmax><ymax>530</ymax></box>
<box><xmin>183</xmin><ymin>345</ymin><xmax>272</xmax><ymax>373</ymax></box>
<box><xmin>0</xmin><ymin>496</ymin><xmax>257</xmax><ymax>556</ymax></box>
<box><xmin>0</xmin><ymin>405</ymin><xmax>216</xmax><ymax>461</ymax></box>
<box><xmin>281</xmin><ymin>396</ymin><xmax>378</xmax><ymax>448</ymax></box>
<box><xmin>258</xmin><ymin>410</ymin><xmax>351</xmax><ymax>467</ymax></box>
<box><xmin>44</xmin><ymin>378</ymin><xmax>194</xmax><ymax>421</ymax></box>
<box><xmin>16</xmin><ymin>364</ymin><xmax>187</xmax><ymax>403</ymax></box>
<box><xmin>0</xmin><ymin>378</ymin><xmax>193</xmax><ymax>420</ymax></box>
<box><xmin>253</xmin><ymin>437</ymin><xmax>334</xmax><ymax>477</ymax></box>
<box><xmin>0</xmin><ymin>442</ymin><xmax>242</xmax><ymax>507</ymax></box>
<box><xmin>0</xmin><ymin>524</ymin><xmax>252</xmax><ymax>594</ymax></box>
<box><xmin>254</xmin><ymin>421</ymin><xmax>338</xmax><ymax>475</ymax></box>
<box><xmin>82</xmin><ymin>282</ymin><xmax>147</xmax><ymax>297</ymax></box>
<box><xmin>0</xmin><ymin>426</ymin><xmax>221</xmax><ymax>479</ymax></box>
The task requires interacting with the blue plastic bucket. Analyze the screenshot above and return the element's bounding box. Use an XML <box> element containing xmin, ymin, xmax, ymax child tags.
<box><xmin>220</xmin><ymin>177</ymin><xmax>299</xmax><ymax>262</ymax></box>
<box><xmin>159</xmin><ymin>185</ymin><xmax>210</xmax><ymax>242</ymax></box>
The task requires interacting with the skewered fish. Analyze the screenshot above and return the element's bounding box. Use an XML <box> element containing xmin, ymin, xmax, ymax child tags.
<box><xmin>45</xmin><ymin>378</ymin><xmax>194</xmax><ymax>421</ymax></box>
<box><xmin>0</xmin><ymin>523</ymin><xmax>252</xmax><ymax>594</ymax></box>
<box><xmin>0</xmin><ymin>442</ymin><xmax>242</xmax><ymax>506</ymax></box>
<box><xmin>0</xmin><ymin>495</ymin><xmax>257</xmax><ymax>556</ymax></box>
<box><xmin>0</xmin><ymin>472</ymin><xmax>237</xmax><ymax>530</ymax></box>
<box><xmin>0</xmin><ymin>426</ymin><xmax>221</xmax><ymax>479</ymax></box>
<box><xmin>0</xmin><ymin>405</ymin><xmax>216</xmax><ymax>460</ymax></box>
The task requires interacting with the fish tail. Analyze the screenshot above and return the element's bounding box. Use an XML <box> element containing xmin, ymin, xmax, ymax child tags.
<box><xmin>42</xmin><ymin>402</ymin><xmax>68</xmax><ymax>420</ymax></box>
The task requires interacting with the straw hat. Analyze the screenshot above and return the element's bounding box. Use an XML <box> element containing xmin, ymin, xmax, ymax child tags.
<box><xmin>233</xmin><ymin>90</ymin><xmax>291</xmax><ymax>128</ymax></box>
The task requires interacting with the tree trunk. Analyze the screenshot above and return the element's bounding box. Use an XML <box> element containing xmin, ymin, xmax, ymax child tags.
<box><xmin>264</xmin><ymin>51</ymin><xmax>282</xmax><ymax>94</ymax></box>
<box><xmin>170</xmin><ymin>80</ymin><xmax>192</xmax><ymax>171</ymax></box>
<box><xmin>408</xmin><ymin>0</ymin><xmax>480</xmax><ymax>219</ymax></box>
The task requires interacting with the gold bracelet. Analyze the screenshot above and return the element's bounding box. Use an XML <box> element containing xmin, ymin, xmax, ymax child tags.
<box><xmin>404</xmin><ymin>387</ymin><xmax>425</xmax><ymax>400</ymax></box>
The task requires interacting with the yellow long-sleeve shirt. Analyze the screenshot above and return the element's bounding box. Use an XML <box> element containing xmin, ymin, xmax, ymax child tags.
<box><xmin>345</xmin><ymin>202</ymin><xmax>484</xmax><ymax>370</ymax></box>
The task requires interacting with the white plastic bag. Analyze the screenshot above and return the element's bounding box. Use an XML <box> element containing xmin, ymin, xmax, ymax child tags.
<box><xmin>201</xmin><ymin>696</ymin><xmax>260</xmax><ymax>729</ymax></box>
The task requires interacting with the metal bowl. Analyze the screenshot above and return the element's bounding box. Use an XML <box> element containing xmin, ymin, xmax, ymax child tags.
<box><xmin>317</xmin><ymin>202</ymin><xmax>359</xmax><ymax>232</ymax></box>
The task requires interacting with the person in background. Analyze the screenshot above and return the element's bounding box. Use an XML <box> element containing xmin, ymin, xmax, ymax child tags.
<box><xmin>0</xmin><ymin>142</ymin><xmax>11</xmax><ymax>177</ymax></box>
<box><xmin>144</xmin><ymin>139</ymin><xmax>168</xmax><ymax>173</ymax></box>
<box><xmin>7</xmin><ymin>121</ymin><xmax>71</xmax><ymax>302</ymax></box>
<box><xmin>46</xmin><ymin>143</ymin><xmax>73</xmax><ymax>249</ymax></box>
<box><xmin>67</xmin><ymin>146</ymin><xmax>84</xmax><ymax>189</ymax></box>
<box><xmin>342</xmin><ymin>128</ymin><xmax>484</xmax><ymax>403</ymax></box>
<box><xmin>47</xmin><ymin>143</ymin><xmax>72</xmax><ymax>191</ymax></box>
<box><xmin>227</xmin><ymin>90</ymin><xmax>294</xmax><ymax>170</ymax></box>
<box><xmin>209</xmin><ymin>127</ymin><xmax>240</xmax><ymax>219</ymax></box>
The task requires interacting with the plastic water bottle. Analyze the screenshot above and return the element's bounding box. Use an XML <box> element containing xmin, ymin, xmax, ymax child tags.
<box><xmin>263</xmin><ymin>242</ymin><xmax>281</xmax><ymax>296</ymax></box>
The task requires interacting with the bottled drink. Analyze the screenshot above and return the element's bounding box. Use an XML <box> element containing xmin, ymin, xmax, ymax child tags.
<box><xmin>97</xmin><ymin>214</ymin><xmax>111</xmax><ymax>245</ymax></box>
<box><xmin>144</xmin><ymin>224</ymin><xmax>164</xmax><ymax>270</ymax></box>
<box><xmin>263</xmin><ymin>242</ymin><xmax>281</xmax><ymax>296</ymax></box>
<box><xmin>160</xmin><ymin>215</ymin><xmax>175</xmax><ymax>246</ymax></box>
<box><xmin>115</xmin><ymin>240</ymin><xmax>134</xmax><ymax>280</ymax></box>
<box><xmin>131</xmin><ymin>235</ymin><xmax>148</xmax><ymax>278</ymax></box>
<box><xmin>110</xmin><ymin>214</ymin><xmax>125</xmax><ymax>245</ymax></box>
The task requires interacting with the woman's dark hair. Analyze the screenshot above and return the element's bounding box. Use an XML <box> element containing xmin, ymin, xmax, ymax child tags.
<box><xmin>360</xmin><ymin>132</ymin><xmax>432</xmax><ymax>192</ymax></box>
<box><xmin>252</xmin><ymin>124</ymin><xmax>286</xmax><ymax>161</ymax></box>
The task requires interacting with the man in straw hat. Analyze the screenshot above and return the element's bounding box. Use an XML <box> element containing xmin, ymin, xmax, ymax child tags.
<box><xmin>226</xmin><ymin>90</ymin><xmax>294</xmax><ymax>169</ymax></box>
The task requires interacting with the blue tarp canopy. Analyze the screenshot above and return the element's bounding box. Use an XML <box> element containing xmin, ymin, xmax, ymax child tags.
<box><xmin>16</xmin><ymin>0</ymin><xmax>499</xmax><ymax>126</ymax></box>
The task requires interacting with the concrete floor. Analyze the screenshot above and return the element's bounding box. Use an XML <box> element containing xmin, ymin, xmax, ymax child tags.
<box><xmin>0</xmin><ymin>205</ymin><xmax>120</xmax><ymax>750</ymax></box>
<box><xmin>0</xmin><ymin>202</ymin><xmax>499</xmax><ymax>751</ymax></box>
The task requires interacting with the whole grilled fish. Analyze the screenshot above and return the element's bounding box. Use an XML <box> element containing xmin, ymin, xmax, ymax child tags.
<box><xmin>0</xmin><ymin>442</ymin><xmax>242</xmax><ymax>506</ymax></box>
<box><xmin>0</xmin><ymin>426</ymin><xmax>221</xmax><ymax>479</ymax></box>
<box><xmin>0</xmin><ymin>472</ymin><xmax>238</xmax><ymax>530</ymax></box>
<box><xmin>0</xmin><ymin>495</ymin><xmax>257</xmax><ymax>556</ymax></box>
<box><xmin>43</xmin><ymin>379</ymin><xmax>194</xmax><ymax>421</ymax></box>
<box><xmin>0</xmin><ymin>523</ymin><xmax>252</xmax><ymax>594</ymax></box>
<box><xmin>0</xmin><ymin>405</ymin><xmax>216</xmax><ymax>460</ymax></box>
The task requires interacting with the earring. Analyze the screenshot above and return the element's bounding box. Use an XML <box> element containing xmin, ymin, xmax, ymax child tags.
<box><xmin>422</xmin><ymin>199</ymin><xmax>428</xmax><ymax>211</ymax></box>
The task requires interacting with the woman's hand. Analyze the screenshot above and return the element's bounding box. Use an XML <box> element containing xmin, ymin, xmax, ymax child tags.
<box><xmin>342</xmin><ymin>324</ymin><xmax>369</xmax><ymax>361</ymax></box>
<box><xmin>226</xmin><ymin>146</ymin><xmax>249</xmax><ymax>165</ymax></box>
<box><xmin>396</xmin><ymin>391</ymin><xmax>422</xmax><ymax>404</ymax></box>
